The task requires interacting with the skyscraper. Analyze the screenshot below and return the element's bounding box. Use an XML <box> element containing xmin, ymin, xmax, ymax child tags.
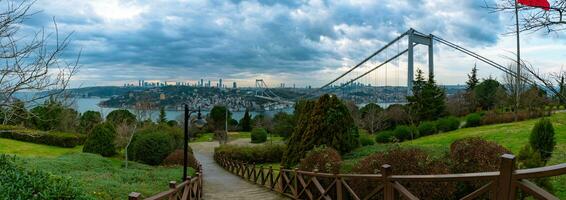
<box><xmin>219</xmin><ymin>78</ymin><xmax>223</xmax><ymax>88</ymax></box>
<box><xmin>233</xmin><ymin>82</ymin><xmax>237</xmax><ymax>89</ymax></box>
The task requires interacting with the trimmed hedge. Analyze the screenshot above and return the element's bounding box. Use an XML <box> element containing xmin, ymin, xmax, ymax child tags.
<box><xmin>437</xmin><ymin>116</ymin><xmax>460</xmax><ymax>132</ymax></box>
<box><xmin>465</xmin><ymin>113</ymin><xmax>481</xmax><ymax>127</ymax></box>
<box><xmin>251</xmin><ymin>128</ymin><xmax>268</xmax><ymax>143</ymax></box>
<box><xmin>359</xmin><ymin>134</ymin><xmax>375</xmax><ymax>146</ymax></box>
<box><xmin>128</xmin><ymin>132</ymin><xmax>175</xmax><ymax>165</ymax></box>
<box><xmin>375</xmin><ymin>130</ymin><xmax>395</xmax><ymax>143</ymax></box>
<box><xmin>417</xmin><ymin>121</ymin><xmax>437</xmax><ymax>136</ymax></box>
<box><xmin>393</xmin><ymin>125</ymin><xmax>418</xmax><ymax>141</ymax></box>
<box><xmin>0</xmin><ymin>129</ymin><xmax>83</xmax><ymax>148</ymax></box>
<box><xmin>214</xmin><ymin>144</ymin><xmax>285</xmax><ymax>163</ymax></box>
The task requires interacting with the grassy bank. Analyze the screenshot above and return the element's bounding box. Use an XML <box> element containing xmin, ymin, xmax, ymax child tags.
<box><xmin>1</xmin><ymin>138</ymin><xmax>194</xmax><ymax>199</ymax></box>
<box><xmin>344</xmin><ymin>112</ymin><xmax>566</xmax><ymax>197</ymax></box>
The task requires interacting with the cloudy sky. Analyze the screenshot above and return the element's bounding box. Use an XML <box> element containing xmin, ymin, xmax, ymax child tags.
<box><xmin>21</xmin><ymin>0</ymin><xmax>566</xmax><ymax>87</ymax></box>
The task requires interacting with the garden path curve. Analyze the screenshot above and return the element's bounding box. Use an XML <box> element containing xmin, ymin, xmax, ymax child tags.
<box><xmin>190</xmin><ymin>141</ymin><xmax>286</xmax><ymax>200</ymax></box>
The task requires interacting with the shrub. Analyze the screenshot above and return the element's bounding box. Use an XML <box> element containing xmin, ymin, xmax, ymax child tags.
<box><xmin>83</xmin><ymin>123</ymin><xmax>117</xmax><ymax>157</ymax></box>
<box><xmin>450</xmin><ymin>138</ymin><xmax>511</xmax><ymax>197</ymax></box>
<box><xmin>529</xmin><ymin>118</ymin><xmax>556</xmax><ymax>162</ymax></box>
<box><xmin>79</xmin><ymin>111</ymin><xmax>102</xmax><ymax>135</ymax></box>
<box><xmin>375</xmin><ymin>130</ymin><xmax>395</xmax><ymax>143</ymax></box>
<box><xmin>436</xmin><ymin>116</ymin><xmax>460</xmax><ymax>132</ymax></box>
<box><xmin>299</xmin><ymin>146</ymin><xmax>341</xmax><ymax>173</ymax></box>
<box><xmin>417</xmin><ymin>121</ymin><xmax>437</xmax><ymax>136</ymax></box>
<box><xmin>0</xmin><ymin>155</ymin><xmax>93</xmax><ymax>200</ymax></box>
<box><xmin>465</xmin><ymin>113</ymin><xmax>481</xmax><ymax>127</ymax></box>
<box><xmin>0</xmin><ymin>130</ymin><xmax>83</xmax><ymax>148</ymax></box>
<box><xmin>214</xmin><ymin>144</ymin><xmax>285</xmax><ymax>163</ymax></box>
<box><xmin>359</xmin><ymin>134</ymin><xmax>375</xmax><ymax>146</ymax></box>
<box><xmin>517</xmin><ymin>145</ymin><xmax>544</xmax><ymax>169</ymax></box>
<box><xmin>128</xmin><ymin>132</ymin><xmax>175</xmax><ymax>165</ymax></box>
<box><xmin>106</xmin><ymin>109</ymin><xmax>136</xmax><ymax>125</ymax></box>
<box><xmin>162</xmin><ymin>149</ymin><xmax>199</xmax><ymax>170</ymax></box>
<box><xmin>350</xmin><ymin>148</ymin><xmax>454</xmax><ymax>199</ymax></box>
<box><xmin>393</xmin><ymin>125</ymin><xmax>416</xmax><ymax>141</ymax></box>
<box><xmin>450</xmin><ymin>137</ymin><xmax>511</xmax><ymax>173</ymax></box>
<box><xmin>251</xmin><ymin>128</ymin><xmax>268</xmax><ymax>143</ymax></box>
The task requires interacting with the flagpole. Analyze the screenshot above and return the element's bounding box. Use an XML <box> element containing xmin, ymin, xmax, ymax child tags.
<box><xmin>514</xmin><ymin>0</ymin><xmax>521</xmax><ymax>121</ymax></box>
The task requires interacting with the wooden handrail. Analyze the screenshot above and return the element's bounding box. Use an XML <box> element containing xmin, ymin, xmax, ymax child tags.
<box><xmin>215</xmin><ymin>153</ymin><xmax>565</xmax><ymax>200</ymax></box>
<box><xmin>129</xmin><ymin>162</ymin><xmax>204</xmax><ymax>200</ymax></box>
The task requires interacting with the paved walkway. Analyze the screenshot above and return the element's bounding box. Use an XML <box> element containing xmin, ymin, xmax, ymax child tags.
<box><xmin>190</xmin><ymin>142</ymin><xmax>287</xmax><ymax>200</ymax></box>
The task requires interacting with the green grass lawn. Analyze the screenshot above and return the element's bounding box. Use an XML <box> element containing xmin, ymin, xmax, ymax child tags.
<box><xmin>1</xmin><ymin>138</ymin><xmax>194</xmax><ymax>199</ymax></box>
<box><xmin>0</xmin><ymin>138</ymin><xmax>82</xmax><ymax>157</ymax></box>
<box><xmin>345</xmin><ymin>112</ymin><xmax>566</xmax><ymax>198</ymax></box>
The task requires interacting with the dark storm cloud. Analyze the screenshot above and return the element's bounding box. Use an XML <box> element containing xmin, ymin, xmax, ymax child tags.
<box><xmin>24</xmin><ymin>0</ymin><xmax>505</xmax><ymax>84</ymax></box>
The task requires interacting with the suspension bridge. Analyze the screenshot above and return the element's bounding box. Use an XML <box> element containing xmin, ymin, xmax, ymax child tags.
<box><xmin>255</xmin><ymin>28</ymin><xmax>561</xmax><ymax>105</ymax></box>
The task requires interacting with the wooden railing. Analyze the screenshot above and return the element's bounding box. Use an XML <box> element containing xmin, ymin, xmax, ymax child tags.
<box><xmin>214</xmin><ymin>153</ymin><xmax>566</xmax><ymax>200</ymax></box>
<box><xmin>128</xmin><ymin>164</ymin><xmax>204</xmax><ymax>200</ymax></box>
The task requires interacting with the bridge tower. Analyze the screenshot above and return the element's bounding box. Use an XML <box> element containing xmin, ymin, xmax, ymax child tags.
<box><xmin>255</xmin><ymin>79</ymin><xmax>266</xmax><ymax>96</ymax></box>
<box><xmin>407</xmin><ymin>29</ymin><xmax>434</xmax><ymax>95</ymax></box>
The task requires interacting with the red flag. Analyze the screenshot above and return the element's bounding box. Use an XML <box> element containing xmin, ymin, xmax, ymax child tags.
<box><xmin>518</xmin><ymin>0</ymin><xmax>550</xmax><ymax>10</ymax></box>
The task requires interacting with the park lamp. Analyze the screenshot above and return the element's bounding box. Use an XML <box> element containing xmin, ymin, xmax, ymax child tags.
<box><xmin>183</xmin><ymin>105</ymin><xmax>207</xmax><ymax>181</ymax></box>
<box><xmin>192</xmin><ymin>110</ymin><xmax>207</xmax><ymax>129</ymax></box>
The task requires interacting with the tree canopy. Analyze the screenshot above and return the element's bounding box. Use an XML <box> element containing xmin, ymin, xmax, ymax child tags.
<box><xmin>281</xmin><ymin>95</ymin><xmax>359</xmax><ymax>167</ymax></box>
<box><xmin>407</xmin><ymin>69</ymin><xmax>446</xmax><ymax>121</ymax></box>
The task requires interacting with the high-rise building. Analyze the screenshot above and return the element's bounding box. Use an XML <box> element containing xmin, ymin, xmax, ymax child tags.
<box><xmin>219</xmin><ymin>79</ymin><xmax>223</xmax><ymax>88</ymax></box>
<box><xmin>233</xmin><ymin>82</ymin><xmax>237</xmax><ymax>89</ymax></box>
<box><xmin>200</xmin><ymin>79</ymin><xmax>204</xmax><ymax>87</ymax></box>
<box><xmin>208</xmin><ymin>80</ymin><xmax>211</xmax><ymax>88</ymax></box>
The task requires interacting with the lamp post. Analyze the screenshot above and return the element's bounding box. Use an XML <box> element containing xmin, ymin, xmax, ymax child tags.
<box><xmin>183</xmin><ymin>104</ymin><xmax>206</xmax><ymax>181</ymax></box>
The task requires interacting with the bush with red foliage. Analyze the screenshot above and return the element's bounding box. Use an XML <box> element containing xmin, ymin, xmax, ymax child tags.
<box><xmin>298</xmin><ymin>146</ymin><xmax>342</xmax><ymax>174</ymax></box>
<box><xmin>450</xmin><ymin>137</ymin><xmax>511</xmax><ymax>173</ymax></box>
<box><xmin>450</xmin><ymin>137</ymin><xmax>511</xmax><ymax>197</ymax></box>
<box><xmin>350</xmin><ymin>148</ymin><xmax>455</xmax><ymax>199</ymax></box>
<box><xmin>480</xmin><ymin>110</ymin><xmax>544</xmax><ymax>126</ymax></box>
<box><xmin>162</xmin><ymin>149</ymin><xmax>200</xmax><ymax>170</ymax></box>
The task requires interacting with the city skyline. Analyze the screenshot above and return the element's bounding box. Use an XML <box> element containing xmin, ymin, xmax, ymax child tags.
<box><xmin>23</xmin><ymin>0</ymin><xmax>566</xmax><ymax>88</ymax></box>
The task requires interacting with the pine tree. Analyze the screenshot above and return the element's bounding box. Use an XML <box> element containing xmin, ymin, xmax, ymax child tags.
<box><xmin>158</xmin><ymin>107</ymin><xmax>167</xmax><ymax>124</ymax></box>
<box><xmin>240</xmin><ymin>109</ymin><xmax>252</xmax><ymax>131</ymax></box>
<box><xmin>466</xmin><ymin>65</ymin><xmax>479</xmax><ymax>92</ymax></box>
<box><xmin>407</xmin><ymin>69</ymin><xmax>446</xmax><ymax>121</ymax></box>
<box><xmin>281</xmin><ymin>95</ymin><xmax>359</xmax><ymax>167</ymax></box>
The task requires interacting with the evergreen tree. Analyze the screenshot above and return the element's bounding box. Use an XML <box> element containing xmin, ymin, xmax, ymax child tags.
<box><xmin>158</xmin><ymin>107</ymin><xmax>167</xmax><ymax>124</ymax></box>
<box><xmin>210</xmin><ymin>105</ymin><xmax>232</xmax><ymax>131</ymax></box>
<box><xmin>474</xmin><ymin>78</ymin><xmax>502</xmax><ymax>110</ymax></box>
<box><xmin>80</xmin><ymin>111</ymin><xmax>102</xmax><ymax>135</ymax></box>
<box><xmin>239</xmin><ymin>109</ymin><xmax>252</xmax><ymax>131</ymax></box>
<box><xmin>281</xmin><ymin>95</ymin><xmax>359</xmax><ymax>167</ymax></box>
<box><xmin>407</xmin><ymin>69</ymin><xmax>446</xmax><ymax>121</ymax></box>
<box><xmin>466</xmin><ymin>65</ymin><xmax>479</xmax><ymax>92</ymax></box>
<box><xmin>530</xmin><ymin>118</ymin><xmax>556</xmax><ymax>163</ymax></box>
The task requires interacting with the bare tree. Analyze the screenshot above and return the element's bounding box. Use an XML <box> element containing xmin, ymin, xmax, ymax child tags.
<box><xmin>0</xmin><ymin>0</ymin><xmax>80</xmax><ymax>124</ymax></box>
<box><xmin>485</xmin><ymin>0</ymin><xmax>566</xmax><ymax>33</ymax></box>
<box><xmin>361</xmin><ymin>109</ymin><xmax>389</xmax><ymax>134</ymax></box>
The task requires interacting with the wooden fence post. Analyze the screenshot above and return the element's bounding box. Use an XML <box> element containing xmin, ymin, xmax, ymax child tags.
<box><xmin>496</xmin><ymin>154</ymin><xmax>516</xmax><ymax>200</ymax></box>
<box><xmin>168</xmin><ymin>181</ymin><xmax>176</xmax><ymax>200</ymax></box>
<box><xmin>335</xmin><ymin>174</ymin><xmax>343</xmax><ymax>200</ymax></box>
<box><xmin>269</xmin><ymin>165</ymin><xmax>274</xmax><ymax>189</ymax></box>
<box><xmin>128</xmin><ymin>192</ymin><xmax>141</xmax><ymax>200</ymax></box>
<box><xmin>293</xmin><ymin>168</ymin><xmax>299</xmax><ymax>199</ymax></box>
<box><xmin>278</xmin><ymin>167</ymin><xmax>285</xmax><ymax>193</ymax></box>
<box><xmin>382</xmin><ymin>164</ymin><xmax>394</xmax><ymax>200</ymax></box>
